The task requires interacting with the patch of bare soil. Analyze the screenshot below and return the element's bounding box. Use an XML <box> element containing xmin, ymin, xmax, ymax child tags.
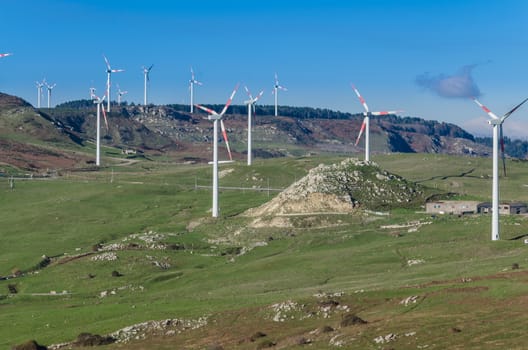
<box><xmin>0</xmin><ymin>139</ymin><xmax>87</xmax><ymax>171</ymax></box>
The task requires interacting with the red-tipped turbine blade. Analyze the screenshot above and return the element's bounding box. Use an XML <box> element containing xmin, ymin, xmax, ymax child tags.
<box><xmin>472</xmin><ymin>98</ymin><xmax>499</xmax><ymax>119</ymax></box>
<box><xmin>220</xmin><ymin>119</ymin><xmax>233</xmax><ymax>161</ymax></box>
<box><xmin>254</xmin><ymin>90</ymin><xmax>264</xmax><ymax>102</ymax></box>
<box><xmin>0</xmin><ymin>53</ymin><xmax>12</xmax><ymax>58</ymax></box>
<box><xmin>103</xmin><ymin>55</ymin><xmax>111</xmax><ymax>70</ymax></box>
<box><xmin>101</xmin><ymin>106</ymin><xmax>109</xmax><ymax>131</ymax></box>
<box><xmin>111</xmin><ymin>69</ymin><xmax>124</xmax><ymax>73</ymax></box>
<box><xmin>351</xmin><ymin>84</ymin><xmax>369</xmax><ymax>113</ymax></box>
<box><xmin>220</xmin><ymin>84</ymin><xmax>239</xmax><ymax>116</ymax></box>
<box><xmin>244</xmin><ymin>86</ymin><xmax>254</xmax><ymax>100</ymax></box>
<box><xmin>371</xmin><ymin>110</ymin><xmax>403</xmax><ymax>116</ymax></box>
<box><xmin>355</xmin><ymin>118</ymin><xmax>367</xmax><ymax>146</ymax></box>
<box><xmin>194</xmin><ymin>104</ymin><xmax>216</xmax><ymax>115</ymax></box>
<box><xmin>500</xmin><ymin>124</ymin><xmax>506</xmax><ymax>176</ymax></box>
<box><xmin>502</xmin><ymin>97</ymin><xmax>528</xmax><ymax>121</ymax></box>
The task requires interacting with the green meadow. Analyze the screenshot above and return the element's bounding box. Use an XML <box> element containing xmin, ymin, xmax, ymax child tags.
<box><xmin>2</xmin><ymin>154</ymin><xmax>528</xmax><ymax>349</ymax></box>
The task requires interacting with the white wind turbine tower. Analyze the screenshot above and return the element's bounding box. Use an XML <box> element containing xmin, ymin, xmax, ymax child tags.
<box><xmin>272</xmin><ymin>73</ymin><xmax>287</xmax><ymax>116</ymax></box>
<box><xmin>117</xmin><ymin>84</ymin><xmax>128</xmax><ymax>104</ymax></box>
<box><xmin>244</xmin><ymin>86</ymin><xmax>264</xmax><ymax>166</ymax></box>
<box><xmin>103</xmin><ymin>55</ymin><xmax>124</xmax><ymax>112</ymax></box>
<box><xmin>352</xmin><ymin>85</ymin><xmax>402</xmax><ymax>162</ymax></box>
<box><xmin>142</xmin><ymin>64</ymin><xmax>154</xmax><ymax>105</ymax></box>
<box><xmin>472</xmin><ymin>96</ymin><xmax>528</xmax><ymax>241</ymax></box>
<box><xmin>36</xmin><ymin>80</ymin><xmax>45</xmax><ymax>108</ymax></box>
<box><xmin>194</xmin><ymin>84</ymin><xmax>239</xmax><ymax>218</ymax></box>
<box><xmin>92</xmin><ymin>93</ymin><xmax>109</xmax><ymax>166</ymax></box>
<box><xmin>44</xmin><ymin>80</ymin><xmax>56</xmax><ymax>108</ymax></box>
<box><xmin>189</xmin><ymin>67</ymin><xmax>202</xmax><ymax>113</ymax></box>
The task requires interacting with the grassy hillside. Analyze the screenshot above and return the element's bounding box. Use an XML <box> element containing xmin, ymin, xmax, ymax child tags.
<box><xmin>2</xmin><ymin>154</ymin><xmax>528</xmax><ymax>349</ymax></box>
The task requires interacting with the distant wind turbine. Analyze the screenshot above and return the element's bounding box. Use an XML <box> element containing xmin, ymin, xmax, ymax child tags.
<box><xmin>89</xmin><ymin>86</ymin><xmax>96</xmax><ymax>100</ymax></box>
<box><xmin>103</xmin><ymin>55</ymin><xmax>124</xmax><ymax>112</ymax></box>
<box><xmin>92</xmin><ymin>93</ymin><xmax>109</xmax><ymax>167</ymax></box>
<box><xmin>36</xmin><ymin>80</ymin><xmax>45</xmax><ymax>108</ymax></box>
<box><xmin>44</xmin><ymin>80</ymin><xmax>56</xmax><ymax>108</ymax></box>
<box><xmin>352</xmin><ymin>84</ymin><xmax>402</xmax><ymax>162</ymax></box>
<box><xmin>244</xmin><ymin>86</ymin><xmax>264</xmax><ymax>166</ymax></box>
<box><xmin>194</xmin><ymin>84</ymin><xmax>239</xmax><ymax>217</ymax></box>
<box><xmin>117</xmin><ymin>84</ymin><xmax>128</xmax><ymax>104</ymax></box>
<box><xmin>189</xmin><ymin>67</ymin><xmax>202</xmax><ymax>113</ymax></box>
<box><xmin>472</xmin><ymin>96</ymin><xmax>528</xmax><ymax>241</ymax></box>
<box><xmin>272</xmin><ymin>73</ymin><xmax>287</xmax><ymax>116</ymax></box>
<box><xmin>142</xmin><ymin>64</ymin><xmax>154</xmax><ymax>105</ymax></box>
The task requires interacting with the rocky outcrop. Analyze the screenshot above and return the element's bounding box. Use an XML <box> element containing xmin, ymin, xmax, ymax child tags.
<box><xmin>246</xmin><ymin>158</ymin><xmax>425</xmax><ymax>218</ymax></box>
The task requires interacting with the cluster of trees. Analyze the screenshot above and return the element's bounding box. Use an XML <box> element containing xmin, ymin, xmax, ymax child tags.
<box><xmin>475</xmin><ymin>136</ymin><xmax>528</xmax><ymax>159</ymax></box>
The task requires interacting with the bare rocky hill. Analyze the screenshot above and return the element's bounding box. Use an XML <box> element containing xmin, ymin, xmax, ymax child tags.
<box><xmin>244</xmin><ymin>158</ymin><xmax>427</xmax><ymax>227</ymax></box>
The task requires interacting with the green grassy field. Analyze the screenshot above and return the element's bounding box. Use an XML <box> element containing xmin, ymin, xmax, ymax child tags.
<box><xmin>2</xmin><ymin>154</ymin><xmax>528</xmax><ymax>349</ymax></box>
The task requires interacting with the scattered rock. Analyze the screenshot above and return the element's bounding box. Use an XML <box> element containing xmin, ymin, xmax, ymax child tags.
<box><xmin>72</xmin><ymin>333</ymin><xmax>115</xmax><ymax>347</ymax></box>
<box><xmin>512</xmin><ymin>263</ymin><xmax>520</xmax><ymax>270</ymax></box>
<box><xmin>8</xmin><ymin>284</ymin><xmax>18</xmax><ymax>294</ymax></box>
<box><xmin>11</xmin><ymin>340</ymin><xmax>47</xmax><ymax>350</ymax></box>
<box><xmin>111</xmin><ymin>270</ymin><xmax>123</xmax><ymax>277</ymax></box>
<box><xmin>451</xmin><ymin>327</ymin><xmax>462</xmax><ymax>333</ymax></box>
<box><xmin>321</xmin><ymin>325</ymin><xmax>334</xmax><ymax>333</ymax></box>
<box><xmin>400</xmin><ymin>295</ymin><xmax>420</xmax><ymax>306</ymax></box>
<box><xmin>340</xmin><ymin>314</ymin><xmax>367</xmax><ymax>327</ymax></box>
<box><xmin>374</xmin><ymin>333</ymin><xmax>397</xmax><ymax>344</ymax></box>
<box><xmin>250</xmin><ymin>331</ymin><xmax>267</xmax><ymax>342</ymax></box>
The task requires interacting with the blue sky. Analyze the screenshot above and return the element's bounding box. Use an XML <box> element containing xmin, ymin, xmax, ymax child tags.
<box><xmin>2</xmin><ymin>0</ymin><xmax>528</xmax><ymax>138</ymax></box>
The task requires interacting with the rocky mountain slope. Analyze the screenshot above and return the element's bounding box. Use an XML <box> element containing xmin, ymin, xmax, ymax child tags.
<box><xmin>0</xmin><ymin>92</ymin><xmax>498</xmax><ymax>172</ymax></box>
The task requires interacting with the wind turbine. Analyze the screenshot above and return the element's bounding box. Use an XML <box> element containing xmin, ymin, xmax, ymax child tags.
<box><xmin>244</xmin><ymin>86</ymin><xmax>264</xmax><ymax>166</ymax></box>
<box><xmin>472</xmin><ymin>96</ymin><xmax>528</xmax><ymax>241</ymax></box>
<box><xmin>189</xmin><ymin>67</ymin><xmax>202</xmax><ymax>113</ymax></box>
<box><xmin>272</xmin><ymin>73</ymin><xmax>287</xmax><ymax>116</ymax></box>
<box><xmin>352</xmin><ymin>85</ymin><xmax>402</xmax><ymax>162</ymax></box>
<box><xmin>92</xmin><ymin>93</ymin><xmax>109</xmax><ymax>167</ymax></box>
<box><xmin>194</xmin><ymin>84</ymin><xmax>239</xmax><ymax>218</ymax></box>
<box><xmin>117</xmin><ymin>85</ymin><xmax>128</xmax><ymax>104</ymax></box>
<box><xmin>36</xmin><ymin>80</ymin><xmax>44</xmax><ymax>108</ymax></box>
<box><xmin>142</xmin><ymin>64</ymin><xmax>154</xmax><ymax>105</ymax></box>
<box><xmin>89</xmin><ymin>86</ymin><xmax>96</xmax><ymax>99</ymax></box>
<box><xmin>103</xmin><ymin>55</ymin><xmax>124</xmax><ymax>112</ymax></box>
<box><xmin>44</xmin><ymin>80</ymin><xmax>56</xmax><ymax>108</ymax></box>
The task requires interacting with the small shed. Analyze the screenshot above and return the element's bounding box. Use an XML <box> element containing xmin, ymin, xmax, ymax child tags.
<box><xmin>477</xmin><ymin>202</ymin><xmax>528</xmax><ymax>215</ymax></box>
<box><xmin>426</xmin><ymin>200</ymin><xmax>480</xmax><ymax>215</ymax></box>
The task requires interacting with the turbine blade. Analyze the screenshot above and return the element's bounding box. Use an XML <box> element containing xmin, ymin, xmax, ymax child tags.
<box><xmin>278</xmin><ymin>85</ymin><xmax>288</xmax><ymax>91</ymax></box>
<box><xmin>244</xmin><ymin>86</ymin><xmax>254</xmax><ymax>100</ymax></box>
<box><xmin>103</xmin><ymin>55</ymin><xmax>111</xmax><ymax>69</ymax></box>
<box><xmin>194</xmin><ymin>104</ymin><xmax>216</xmax><ymax>115</ymax></box>
<box><xmin>500</xmin><ymin>124</ymin><xmax>506</xmax><ymax>176</ymax></box>
<box><xmin>355</xmin><ymin>118</ymin><xmax>367</xmax><ymax>146</ymax></box>
<box><xmin>111</xmin><ymin>69</ymin><xmax>124</xmax><ymax>73</ymax></box>
<box><xmin>371</xmin><ymin>110</ymin><xmax>403</xmax><ymax>116</ymax></box>
<box><xmin>101</xmin><ymin>106</ymin><xmax>109</xmax><ymax>131</ymax></box>
<box><xmin>220</xmin><ymin>119</ymin><xmax>233</xmax><ymax>161</ymax></box>
<box><xmin>502</xmin><ymin>97</ymin><xmax>528</xmax><ymax>121</ymax></box>
<box><xmin>0</xmin><ymin>53</ymin><xmax>13</xmax><ymax>58</ymax></box>
<box><xmin>472</xmin><ymin>98</ymin><xmax>499</xmax><ymax>119</ymax></box>
<box><xmin>255</xmin><ymin>90</ymin><xmax>264</xmax><ymax>101</ymax></box>
<box><xmin>351</xmin><ymin>84</ymin><xmax>369</xmax><ymax>113</ymax></box>
<box><xmin>148</xmin><ymin>64</ymin><xmax>154</xmax><ymax>71</ymax></box>
<box><xmin>220</xmin><ymin>83</ymin><xmax>239</xmax><ymax>116</ymax></box>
